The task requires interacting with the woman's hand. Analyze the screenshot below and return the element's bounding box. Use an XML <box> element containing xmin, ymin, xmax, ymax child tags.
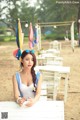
<box><xmin>25</xmin><ymin>97</ymin><xmax>35</xmax><ymax>107</ymax></box>
<box><xmin>17</xmin><ymin>97</ymin><xmax>26</xmax><ymax>106</ymax></box>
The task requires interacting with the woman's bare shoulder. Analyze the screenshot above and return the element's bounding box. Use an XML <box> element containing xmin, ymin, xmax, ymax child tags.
<box><xmin>12</xmin><ymin>71</ymin><xmax>20</xmax><ymax>77</ymax></box>
<box><xmin>12</xmin><ymin>72</ymin><xmax>18</xmax><ymax>80</ymax></box>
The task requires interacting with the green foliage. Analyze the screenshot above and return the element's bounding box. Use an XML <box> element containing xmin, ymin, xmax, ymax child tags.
<box><xmin>36</xmin><ymin>0</ymin><xmax>79</xmax><ymax>22</ymax></box>
<box><xmin>0</xmin><ymin>36</ymin><xmax>16</xmax><ymax>42</ymax></box>
<box><xmin>44</xmin><ymin>33</ymin><xmax>65</xmax><ymax>40</ymax></box>
<box><xmin>44</xmin><ymin>32</ymin><xmax>78</xmax><ymax>41</ymax></box>
<box><xmin>0</xmin><ymin>35</ymin><xmax>29</xmax><ymax>42</ymax></box>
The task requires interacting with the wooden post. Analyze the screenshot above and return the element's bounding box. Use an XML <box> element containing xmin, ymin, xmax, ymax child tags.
<box><xmin>38</xmin><ymin>25</ymin><xmax>41</xmax><ymax>50</ymax></box>
<box><xmin>36</xmin><ymin>25</ymin><xmax>41</xmax><ymax>50</ymax></box>
<box><xmin>78</xmin><ymin>19</ymin><xmax>80</xmax><ymax>46</ymax></box>
<box><xmin>71</xmin><ymin>21</ymin><xmax>75</xmax><ymax>52</ymax></box>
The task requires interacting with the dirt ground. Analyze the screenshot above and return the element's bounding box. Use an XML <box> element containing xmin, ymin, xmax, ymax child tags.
<box><xmin>0</xmin><ymin>40</ymin><xmax>80</xmax><ymax>120</ymax></box>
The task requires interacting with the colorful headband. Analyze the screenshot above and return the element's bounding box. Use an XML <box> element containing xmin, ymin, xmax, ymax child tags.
<box><xmin>25</xmin><ymin>49</ymin><xmax>35</xmax><ymax>54</ymax></box>
<box><xmin>13</xmin><ymin>49</ymin><xmax>35</xmax><ymax>60</ymax></box>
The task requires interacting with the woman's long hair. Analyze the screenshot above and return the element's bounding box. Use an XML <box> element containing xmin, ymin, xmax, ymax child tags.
<box><xmin>21</xmin><ymin>50</ymin><xmax>36</xmax><ymax>85</ymax></box>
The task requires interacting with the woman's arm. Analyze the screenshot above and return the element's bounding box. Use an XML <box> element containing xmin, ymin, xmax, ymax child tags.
<box><xmin>34</xmin><ymin>73</ymin><xmax>42</xmax><ymax>101</ymax></box>
<box><xmin>12</xmin><ymin>75</ymin><xmax>25</xmax><ymax>106</ymax></box>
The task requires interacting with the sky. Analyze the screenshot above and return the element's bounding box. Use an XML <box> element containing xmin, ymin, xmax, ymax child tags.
<box><xmin>0</xmin><ymin>0</ymin><xmax>38</xmax><ymax>19</ymax></box>
<box><xmin>28</xmin><ymin>0</ymin><xmax>37</xmax><ymax>6</ymax></box>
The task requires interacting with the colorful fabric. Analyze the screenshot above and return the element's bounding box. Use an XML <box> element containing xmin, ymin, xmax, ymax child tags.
<box><xmin>15</xmin><ymin>22</ymin><xmax>19</xmax><ymax>48</ymax></box>
<box><xmin>15</xmin><ymin>19</ymin><xmax>23</xmax><ymax>50</ymax></box>
<box><xmin>13</xmin><ymin>49</ymin><xmax>22</xmax><ymax>60</ymax></box>
<box><xmin>18</xmin><ymin>19</ymin><xmax>23</xmax><ymax>50</ymax></box>
<box><xmin>29</xmin><ymin>23</ymin><xmax>34</xmax><ymax>49</ymax></box>
<box><xmin>32</xmin><ymin>28</ymin><xmax>38</xmax><ymax>47</ymax></box>
<box><xmin>14</xmin><ymin>19</ymin><xmax>23</xmax><ymax>60</ymax></box>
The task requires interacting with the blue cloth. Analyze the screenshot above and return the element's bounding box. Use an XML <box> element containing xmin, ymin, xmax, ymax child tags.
<box><xmin>16</xmin><ymin>72</ymin><xmax>23</xmax><ymax>97</ymax></box>
<box><xmin>35</xmin><ymin>71</ymin><xmax>40</xmax><ymax>85</ymax></box>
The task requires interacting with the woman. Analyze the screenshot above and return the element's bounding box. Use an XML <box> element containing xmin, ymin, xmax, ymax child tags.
<box><xmin>12</xmin><ymin>49</ymin><xmax>42</xmax><ymax>107</ymax></box>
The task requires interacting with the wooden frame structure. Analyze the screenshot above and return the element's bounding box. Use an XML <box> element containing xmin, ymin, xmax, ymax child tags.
<box><xmin>36</xmin><ymin>21</ymin><xmax>75</xmax><ymax>51</ymax></box>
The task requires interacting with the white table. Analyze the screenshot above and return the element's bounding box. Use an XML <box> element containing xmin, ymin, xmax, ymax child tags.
<box><xmin>35</xmin><ymin>65</ymin><xmax>70</xmax><ymax>73</ymax></box>
<box><xmin>46</xmin><ymin>49</ymin><xmax>60</xmax><ymax>54</ymax></box>
<box><xmin>40</xmin><ymin>49</ymin><xmax>60</xmax><ymax>55</ymax></box>
<box><xmin>35</xmin><ymin>65</ymin><xmax>70</xmax><ymax>102</ymax></box>
<box><xmin>0</xmin><ymin>101</ymin><xmax>64</xmax><ymax>120</ymax></box>
<box><xmin>39</xmin><ymin>53</ymin><xmax>54</xmax><ymax>58</ymax></box>
<box><xmin>37</xmin><ymin>54</ymin><xmax>62</xmax><ymax>59</ymax></box>
<box><xmin>36</xmin><ymin>55</ymin><xmax>63</xmax><ymax>66</ymax></box>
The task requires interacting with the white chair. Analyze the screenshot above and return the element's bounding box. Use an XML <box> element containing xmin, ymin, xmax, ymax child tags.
<box><xmin>44</xmin><ymin>56</ymin><xmax>63</xmax><ymax>66</ymax></box>
<box><xmin>45</xmin><ymin>61</ymin><xmax>63</xmax><ymax>66</ymax></box>
<box><xmin>46</xmin><ymin>49</ymin><xmax>60</xmax><ymax>56</ymax></box>
<box><xmin>40</xmin><ymin>81</ymin><xmax>47</xmax><ymax>101</ymax></box>
<box><xmin>40</xmin><ymin>70</ymin><xmax>61</xmax><ymax>100</ymax></box>
<box><xmin>36</xmin><ymin>55</ymin><xmax>46</xmax><ymax>66</ymax></box>
<box><xmin>36</xmin><ymin>53</ymin><xmax>53</xmax><ymax>66</ymax></box>
<box><xmin>35</xmin><ymin>65</ymin><xmax>70</xmax><ymax>102</ymax></box>
<box><xmin>49</xmin><ymin>40</ymin><xmax>61</xmax><ymax>51</ymax></box>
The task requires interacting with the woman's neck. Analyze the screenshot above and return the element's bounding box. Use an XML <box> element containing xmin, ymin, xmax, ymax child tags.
<box><xmin>22</xmin><ymin>68</ymin><xmax>31</xmax><ymax>74</ymax></box>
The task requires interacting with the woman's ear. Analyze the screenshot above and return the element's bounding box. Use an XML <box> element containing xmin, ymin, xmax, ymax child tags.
<box><xmin>20</xmin><ymin>57</ymin><xmax>22</xmax><ymax>62</ymax></box>
<box><xmin>20</xmin><ymin>58</ymin><xmax>23</xmax><ymax>65</ymax></box>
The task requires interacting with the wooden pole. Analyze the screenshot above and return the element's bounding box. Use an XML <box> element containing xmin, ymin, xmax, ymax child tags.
<box><xmin>71</xmin><ymin>22</ymin><xmax>75</xmax><ymax>52</ymax></box>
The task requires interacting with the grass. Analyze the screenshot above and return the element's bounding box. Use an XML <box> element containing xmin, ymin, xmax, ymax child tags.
<box><xmin>0</xmin><ymin>35</ymin><xmax>29</xmax><ymax>42</ymax></box>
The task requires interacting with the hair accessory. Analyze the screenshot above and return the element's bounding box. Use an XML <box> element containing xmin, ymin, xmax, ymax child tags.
<box><xmin>25</xmin><ymin>49</ymin><xmax>35</xmax><ymax>54</ymax></box>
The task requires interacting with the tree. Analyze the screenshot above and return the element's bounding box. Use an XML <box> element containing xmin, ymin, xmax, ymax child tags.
<box><xmin>77</xmin><ymin>1</ymin><xmax>80</xmax><ymax>46</ymax></box>
<box><xmin>35</xmin><ymin>0</ymin><xmax>79</xmax><ymax>39</ymax></box>
<box><xmin>0</xmin><ymin>0</ymin><xmax>31</xmax><ymax>32</ymax></box>
<box><xmin>0</xmin><ymin>0</ymin><xmax>38</xmax><ymax>35</ymax></box>
<box><xmin>36</xmin><ymin>0</ymin><xmax>79</xmax><ymax>22</ymax></box>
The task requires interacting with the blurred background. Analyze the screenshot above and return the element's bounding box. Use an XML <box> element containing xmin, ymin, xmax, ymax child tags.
<box><xmin>0</xmin><ymin>0</ymin><xmax>80</xmax><ymax>42</ymax></box>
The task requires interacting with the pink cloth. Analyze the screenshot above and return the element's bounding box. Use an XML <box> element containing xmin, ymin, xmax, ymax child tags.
<box><xmin>29</xmin><ymin>23</ymin><xmax>34</xmax><ymax>49</ymax></box>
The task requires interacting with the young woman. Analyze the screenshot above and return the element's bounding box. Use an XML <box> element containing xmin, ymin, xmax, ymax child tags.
<box><xmin>12</xmin><ymin>49</ymin><xmax>42</xmax><ymax>107</ymax></box>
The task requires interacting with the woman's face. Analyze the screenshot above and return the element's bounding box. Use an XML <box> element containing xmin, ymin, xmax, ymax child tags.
<box><xmin>21</xmin><ymin>54</ymin><xmax>34</xmax><ymax>69</ymax></box>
